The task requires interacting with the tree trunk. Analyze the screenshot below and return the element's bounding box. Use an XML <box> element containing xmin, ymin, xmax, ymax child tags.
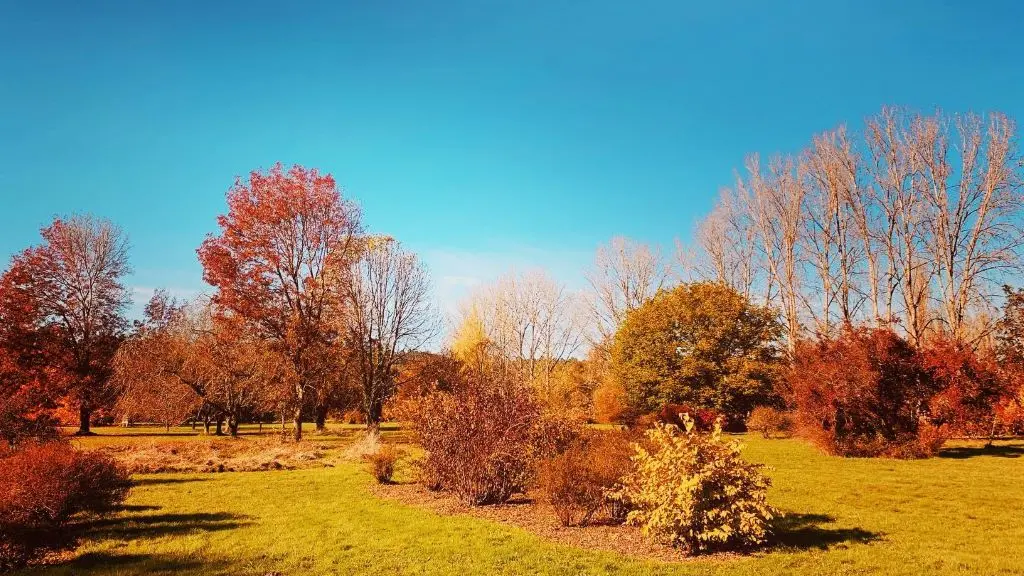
<box><xmin>293</xmin><ymin>406</ymin><xmax>304</xmax><ymax>442</ymax></box>
<box><xmin>228</xmin><ymin>416</ymin><xmax>239</xmax><ymax>437</ymax></box>
<box><xmin>315</xmin><ymin>405</ymin><xmax>328</xmax><ymax>432</ymax></box>
<box><xmin>215</xmin><ymin>417</ymin><xmax>224</xmax><ymax>436</ymax></box>
<box><xmin>76</xmin><ymin>403</ymin><xmax>92</xmax><ymax>435</ymax></box>
<box><xmin>365</xmin><ymin>398</ymin><xmax>382</xmax><ymax>437</ymax></box>
<box><xmin>204</xmin><ymin>417</ymin><xmax>211</xmax><ymax>435</ymax></box>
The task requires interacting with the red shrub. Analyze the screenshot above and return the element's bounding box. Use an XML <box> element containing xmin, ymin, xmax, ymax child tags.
<box><xmin>788</xmin><ymin>327</ymin><xmax>944</xmax><ymax>458</ymax></box>
<box><xmin>405</xmin><ymin>367</ymin><xmax>548</xmax><ymax>505</ymax></box>
<box><xmin>0</xmin><ymin>442</ymin><xmax>131</xmax><ymax>569</ymax></box>
<box><xmin>920</xmin><ymin>337</ymin><xmax>1008</xmax><ymax>437</ymax></box>
<box><xmin>656</xmin><ymin>403</ymin><xmax>721</xmax><ymax>432</ymax></box>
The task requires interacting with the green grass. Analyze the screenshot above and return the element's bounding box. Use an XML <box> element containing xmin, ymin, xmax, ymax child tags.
<box><xmin>18</xmin><ymin>430</ymin><xmax>1024</xmax><ymax>575</ymax></box>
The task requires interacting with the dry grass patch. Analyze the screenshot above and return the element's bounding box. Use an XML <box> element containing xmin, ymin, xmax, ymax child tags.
<box><xmin>96</xmin><ymin>437</ymin><xmax>338</xmax><ymax>474</ymax></box>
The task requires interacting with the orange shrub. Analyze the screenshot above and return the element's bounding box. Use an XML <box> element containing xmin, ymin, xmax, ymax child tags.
<box><xmin>592</xmin><ymin>380</ymin><xmax>628</xmax><ymax>424</ymax></box>
<box><xmin>363</xmin><ymin>444</ymin><xmax>402</xmax><ymax>484</ymax></box>
<box><xmin>746</xmin><ymin>407</ymin><xmax>793</xmax><ymax>439</ymax></box>
<box><xmin>537</xmin><ymin>431</ymin><xmax>634</xmax><ymax>526</ymax></box>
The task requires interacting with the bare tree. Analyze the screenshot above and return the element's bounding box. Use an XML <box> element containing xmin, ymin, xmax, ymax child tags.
<box><xmin>461</xmin><ymin>269</ymin><xmax>585</xmax><ymax>400</ymax></box>
<box><xmin>908</xmin><ymin>111</ymin><xmax>1024</xmax><ymax>343</ymax></box>
<box><xmin>585</xmin><ymin>236</ymin><xmax>669</xmax><ymax>346</ymax></box>
<box><xmin>700</xmin><ymin>106</ymin><xmax>1024</xmax><ymax>349</ymax></box>
<box><xmin>695</xmin><ymin>186</ymin><xmax>760</xmax><ymax>300</ymax></box>
<box><xmin>800</xmin><ymin>127</ymin><xmax>865</xmax><ymax>334</ymax></box>
<box><xmin>344</xmin><ymin>237</ymin><xmax>436</xmax><ymax>433</ymax></box>
<box><xmin>748</xmin><ymin>155</ymin><xmax>805</xmax><ymax>351</ymax></box>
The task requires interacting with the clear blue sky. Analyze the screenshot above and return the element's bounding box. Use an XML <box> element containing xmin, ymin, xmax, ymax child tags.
<box><xmin>2</xmin><ymin>0</ymin><xmax>1023</xmax><ymax>317</ymax></box>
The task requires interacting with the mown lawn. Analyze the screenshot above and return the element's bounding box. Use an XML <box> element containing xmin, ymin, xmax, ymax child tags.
<box><xmin>18</xmin><ymin>431</ymin><xmax>1024</xmax><ymax>575</ymax></box>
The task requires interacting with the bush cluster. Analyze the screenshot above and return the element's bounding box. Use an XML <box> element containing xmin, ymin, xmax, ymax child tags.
<box><xmin>536</xmin><ymin>430</ymin><xmax>633</xmax><ymax>527</ymax></box>
<box><xmin>788</xmin><ymin>327</ymin><xmax>944</xmax><ymax>457</ymax></box>
<box><xmin>746</xmin><ymin>407</ymin><xmax>793</xmax><ymax>439</ymax></box>
<box><xmin>656</xmin><ymin>403</ymin><xmax>721</xmax><ymax>432</ymax></box>
<box><xmin>406</xmin><ymin>368</ymin><xmax>548</xmax><ymax>505</ymax></box>
<box><xmin>0</xmin><ymin>442</ymin><xmax>131</xmax><ymax>570</ymax></box>
<box><xmin>612</xmin><ymin>420</ymin><xmax>776</xmax><ymax>553</ymax></box>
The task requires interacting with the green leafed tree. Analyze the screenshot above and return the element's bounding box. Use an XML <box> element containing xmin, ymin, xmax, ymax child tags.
<box><xmin>611</xmin><ymin>281</ymin><xmax>783</xmax><ymax>423</ymax></box>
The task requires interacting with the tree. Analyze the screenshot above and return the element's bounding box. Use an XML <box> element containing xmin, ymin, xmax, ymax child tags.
<box><xmin>344</xmin><ymin>237</ymin><xmax>435</xmax><ymax>433</ymax></box>
<box><xmin>113</xmin><ymin>295</ymin><xmax>284</xmax><ymax>436</ymax></box>
<box><xmin>460</xmin><ymin>270</ymin><xmax>585</xmax><ymax>394</ymax></box>
<box><xmin>198</xmin><ymin>163</ymin><xmax>361</xmax><ymax>440</ymax></box>
<box><xmin>585</xmin><ymin>236</ymin><xmax>669</xmax><ymax>346</ymax></box>
<box><xmin>611</xmin><ymin>282</ymin><xmax>783</xmax><ymax>423</ymax></box>
<box><xmin>1</xmin><ymin>215</ymin><xmax>130</xmax><ymax>434</ymax></box>
<box><xmin>695</xmin><ymin>187</ymin><xmax>760</xmax><ymax>300</ymax></box>
<box><xmin>700</xmin><ymin>106</ymin><xmax>1024</xmax><ymax>348</ymax></box>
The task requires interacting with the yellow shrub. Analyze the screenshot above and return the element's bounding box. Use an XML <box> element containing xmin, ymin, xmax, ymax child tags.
<box><xmin>613</xmin><ymin>420</ymin><xmax>776</xmax><ymax>553</ymax></box>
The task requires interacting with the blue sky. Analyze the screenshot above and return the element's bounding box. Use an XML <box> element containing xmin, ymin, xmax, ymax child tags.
<box><xmin>2</xmin><ymin>0</ymin><xmax>1024</xmax><ymax>318</ymax></box>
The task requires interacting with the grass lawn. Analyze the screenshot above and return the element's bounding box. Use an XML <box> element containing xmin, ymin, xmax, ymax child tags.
<box><xmin>17</xmin><ymin>430</ymin><xmax>1024</xmax><ymax>575</ymax></box>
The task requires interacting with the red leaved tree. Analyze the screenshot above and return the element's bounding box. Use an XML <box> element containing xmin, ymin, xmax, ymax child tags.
<box><xmin>197</xmin><ymin>164</ymin><xmax>361</xmax><ymax>440</ymax></box>
<box><xmin>0</xmin><ymin>216</ymin><xmax>130</xmax><ymax>435</ymax></box>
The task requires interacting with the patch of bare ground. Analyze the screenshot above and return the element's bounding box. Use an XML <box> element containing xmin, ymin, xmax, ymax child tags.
<box><xmin>369</xmin><ymin>482</ymin><xmax>714</xmax><ymax>563</ymax></box>
<box><xmin>97</xmin><ymin>437</ymin><xmax>339</xmax><ymax>474</ymax></box>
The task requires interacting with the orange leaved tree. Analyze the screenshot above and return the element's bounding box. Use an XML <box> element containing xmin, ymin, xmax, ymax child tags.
<box><xmin>198</xmin><ymin>163</ymin><xmax>361</xmax><ymax>440</ymax></box>
<box><xmin>0</xmin><ymin>215</ymin><xmax>130</xmax><ymax>435</ymax></box>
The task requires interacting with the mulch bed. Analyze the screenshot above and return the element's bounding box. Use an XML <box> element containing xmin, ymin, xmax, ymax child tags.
<box><xmin>369</xmin><ymin>482</ymin><xmax>709</xmax><ymax>563</ymax></box>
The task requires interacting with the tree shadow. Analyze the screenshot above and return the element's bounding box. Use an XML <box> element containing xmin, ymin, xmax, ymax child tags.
<box><xmin>77</xmin><ymin>511</ymin><xmax>253</xmax><ymax>541</ymax></box>
<box><xmin>938</xmin><ymin>444</ymin><xmax>1024</xmax><ymax>459</ymax></box>
<box><xmin>35</xmin><ymin>552</ymin><xmax>234</xmax><ymax>576</ymax></box>
<box><xmin>111</xmin><ymin>504</ymin><xmax>162</xmax><ymax>512</ymax></box>
<box><xmin>132</xmin><ymin>477</ymin><xmax>211</xmax><ymax>486</ymax></box>
<box><xmin>771</xmin><ymin>513</ymin><xmax>881</xmax><ymax>551</ymax></box>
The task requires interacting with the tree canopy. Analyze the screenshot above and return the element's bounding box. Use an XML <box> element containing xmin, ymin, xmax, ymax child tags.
<box><xmin>611</xmin><ymin>282</ymin><xmax>783</xmax><ymax>422</ymax></box>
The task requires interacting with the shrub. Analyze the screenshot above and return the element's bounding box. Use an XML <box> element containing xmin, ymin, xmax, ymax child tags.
<box><xmin>920</xmin><ymin>336</ymin><xmax>1007</xmax><ymax>438</ymax></box>
<box><xmin>0</xmin><ymin>442</ymin><xmax>131</xmax><ymax>569</ymax></box>
<box><xmin>406</xmin><ymin>367</ymin><xmax>547</xmax><ymax>505</ymax></box>
<box><xmin>612</xmin><ymin>420</ymin><xmax>775</xmax><ymax>553</ymax></box>
<box><xmin>592</xmin><ymin>380</ymin><xmax>628</xmax><ymax>424</ymax></box>
<box><xmin>363</xmin><ymin>444</ymin><xmax>402</xmax><ymax>484</ymax></box>
<box><xmin>746</xmin><ymin>407</ymin><xmax>793</xmax><ymax>439</ymax></box>
<box><xmin>657</xmin><ymin>403</ymin><xmax>721</xmax><ymax>432</ymax></box>
<box><xmin>537</xmin><ymin>431</ymin><xmax>634</xmax><ymax>526</ymax></box>
<box><xmin>788</xmin><ymin>326</ymin><xmax>945</xmax><ymax>458</ymax></box>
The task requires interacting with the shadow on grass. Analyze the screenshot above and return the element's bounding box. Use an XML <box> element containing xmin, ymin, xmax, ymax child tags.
<box><xmin>132</xmin><ymin>477</ymin><xmax>211</xmax><ymax>486</ymax></box>
<box><xmin>771</xmin><ymin>513</ymin><xmax>881</xmax><ymax>551</ymax></box>
<box><xmin>78</xmin><ymin>511</ymin><xmax>253</xmax><ymax>541</ymax></box>
<box><xmin>111</xmin><ymin>504</ymin><xmax>162</xmax><ymax>512</ymax></box>
<box><xmin>38</xmin><ymin>552</ymin><xmax>234</xmax><ymax>576</ymax></box>
<box><xmin>938</xmin><ymin>444</ymin><xmax>1024</xmax><ymax>459</ymax></box>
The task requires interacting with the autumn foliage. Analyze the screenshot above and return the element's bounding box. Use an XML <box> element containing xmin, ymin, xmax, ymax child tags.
<box><xmin>536</xmin><ymin>430</ymin><xmax>633</xmax><ymax>527</ymax></box>
<box><xmin>198</xmin><ymin>163</ymin><xmax>362</xmax><ymax>440</ymax></box>
<box><xmin>612</xmin><ymin>282</ymin><xmax>783</xmax><ymax>426</ymax></box>
<box><xmin>0</xmin><ymin>442</ymin><xmax>130</xmax><ymax>570</ymax></box>
<box><xmin>788</xmin><ymin>327</ymin><xmax>944</xmax><ymax>457</ymax></box>
<box><xmin>406</xmin><ymin>364</ymin><xmax>544</xmax><ymax>504</ymax></box>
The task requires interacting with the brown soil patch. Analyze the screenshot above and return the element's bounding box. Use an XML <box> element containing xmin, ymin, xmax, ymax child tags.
<box><xmin>369</xmin><ymin>482</ymin><xmax>709</xmax><ymax>563</ymax></box>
